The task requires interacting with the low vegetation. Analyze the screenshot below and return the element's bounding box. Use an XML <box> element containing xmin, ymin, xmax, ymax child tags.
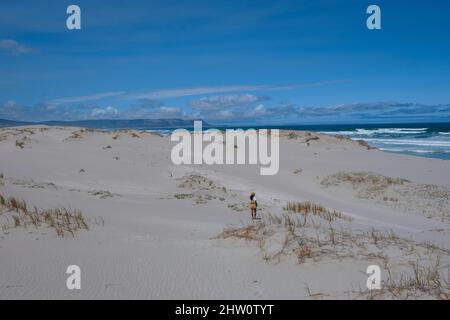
<box><xmin>0</xmin><ymin>193</ymin><xmax>88</xmax><ymax>237</ymax></box>
<box><xmin>16</xmin><ymin>140</ymin><xmax>25</xmax><ymax>149</ymax></box>
<box><xmin>283</xmin><ymin>201</ymin><xmax>353</xmax><ymax>222</ymax></box>
<box><xmin>282</xmin><ymin>131</ymin><xmax>320</xmax><ymax>144</ymax></box>
<box><xmin>304</xmin><ymin>133</ymin><xmax>320</xmax><ymax>143</ymax></box>
<box><xmin>321</xmin><ymin>172</ymin><xmax>410</xmax><ymax>189</ymax></box>
<box><xmin>356</xmin><ymin>139</ymin><xmax>374</xmax><ymax>150</ymax></box>
<box><xmin>174</xmin><ymin>174</ymin><xmax>232</xmax><ymax>204</ymax></box>
<box><xmin>335</xmin><ymin>134</ymin><xmax>351</xmax><ymax>141</ymax></box>
<box><xmin>286</xmin><ymin>131</ymin><xmax>301</xmax><ymax>139</ymax></box>
<box><xmin>69</xmin><ymin>132</ymin><xmax>82</xmax><ymax>139</ymax></box>
<box><xmin>66</xmin><ymin>128</ymin><xmax>95</xmax><ymax>140</ymax></box>
<box><xmin>88</xmin><ymin>190</ymin><xmax>115</xmax><ymax>199</ymax></box>
<box><xmin>110</xmin><ymin>130</ymin><xmax>141</xmax><ymax>140</ymax></box>
<box><xmin>322</xmin><ymin>171</ymin><xmax>450</xmax><ymax>220</ymax></box>
<box><xmin>357</xmin><ymin>259</ymin><xmax>450</xmax><ymax>300</ymax></box>
<box><xmin>217</xmin><ymin>198</ymin><xmax>450</xmax><ymax>299</ymax></box>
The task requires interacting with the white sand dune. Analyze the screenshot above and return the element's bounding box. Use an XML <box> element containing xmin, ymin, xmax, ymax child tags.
<box><xmin>1</xmin><ymin>126</ymin><xmax>449</xmax><ymax>299</ymax></box>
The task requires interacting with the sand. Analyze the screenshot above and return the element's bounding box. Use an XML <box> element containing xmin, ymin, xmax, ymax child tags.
<box><xmin>1</xmin><ymin>126</ymin><xmax>449</xmax><ymax>299</ymax></box>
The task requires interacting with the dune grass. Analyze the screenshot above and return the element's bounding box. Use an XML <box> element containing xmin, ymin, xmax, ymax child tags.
<box><xmin>0</xmin><ymin>193</ymin><xmax>88</xmax><ymax>237</ymax></box>
<box><xmin>321</xmin><ymin>172</ymin><xmax>410</xmax><ymax>188</ymax></box>
<box><xmin>217</xmin><ymin>199</ymin><xmax>450</xmax><ymax>299</ymax></box>
<box><xmin>358</xmin><ymin>258</ymin><xmax>450</xmax><ymax>300</ymax></box>
<box><xmin>15</xmin><ymin>140</ymin><xmax>25</xmax><ymax>149</ymax></box>
<box><xmin>356</xmin><ymin>139</ymin><xmax>374</xmax><ymax>149</ymax></box>
<box><xmin>283</xmin><ymin>201</ymin><xmax>352</xmax><ymax>222</ymax></box>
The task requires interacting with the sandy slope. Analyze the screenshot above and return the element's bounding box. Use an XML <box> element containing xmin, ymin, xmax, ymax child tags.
<box><xmin>0</xmin><ymin>126</ymin><xmax>449</xmax><ymax>299</ymax></box>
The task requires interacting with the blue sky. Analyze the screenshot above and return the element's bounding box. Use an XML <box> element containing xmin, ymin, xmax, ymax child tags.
<box><xmin>1</xmin><ymin>0</ymin><xmax>450</xmax><ymax>124</ymax></box>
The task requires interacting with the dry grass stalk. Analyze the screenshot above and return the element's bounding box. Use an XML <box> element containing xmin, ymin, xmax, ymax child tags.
<box><xmin>0</xmin><ymin>193</ymin><xmax>88</xmax><ymax>237</ymax></box>
<box><xmin>284</xmin><ymin>201</ymin><xmax>352</xmax><ymax>222</ymax></box>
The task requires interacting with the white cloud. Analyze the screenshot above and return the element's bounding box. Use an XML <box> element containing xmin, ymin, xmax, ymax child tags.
<box><xmin>190</xmin><ymin>94</ymin><xmax>269</xmax><ymax>111</ymax></box>
<box><xmin>0</xmin><ymin>39</ymin><xmax>30</xmax><ymax>54</ymax></box>
<box><xmin>159</xmin><ymin>106</ymin><xmax>180</xmax><ymax>113</ymax></box>
<box><xmin>252</xmin><ymin>104</ymin><xmax>272</xmax><ymax>116</ymax></box>
<box><xmin>48</xmin><ymin>91</ymin><xmax>126</xmax><ymax>105</ymax></box>
<box><xmin>44</xmin><ymin>80</ymin><xmax>348</xmax><ymax>106</ymax></box>
<box><xmin>217</xmin><ymin>110</ymin><xmax>234</xmax><ymax>118</ymax></box>
<box><xmin>3</xmin><ymin>100</ymin><xmax>17</xmax><ymax>109</ymax></box>
<box><xmin>254</xmin><ymin>104</ymin><xmax>265</xmax><ymax>111</ymax></box>
<box><xmin>2</xmin><ymin>99</ymin><xmax>450</xmax><ymax>123</ymax></box>
<box><xmin>91</xmin><ymin>106</ymin><xmax>119</xmax><ymax>117</ymax></box>
<box><xmin>123</xmin><ymin>85</ymin><xmax>271</xmax><ymax>100</ymax></box>
<box><xmin>46</xmin><ymin>86</ymin><xmax>270</xmax><ymax>105</ymax></box>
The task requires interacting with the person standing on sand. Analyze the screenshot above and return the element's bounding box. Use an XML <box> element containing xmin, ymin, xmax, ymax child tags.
<box><xmin>250</xmin><ymin>192</ymin><xmax>258</xmax><ymax>219</ymax></box>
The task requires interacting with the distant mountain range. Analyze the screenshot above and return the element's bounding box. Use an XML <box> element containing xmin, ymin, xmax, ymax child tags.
<box><xmin>0</xmin><ymin>118</ymin><xmax>209</xmax><ymax>129</ymax></box>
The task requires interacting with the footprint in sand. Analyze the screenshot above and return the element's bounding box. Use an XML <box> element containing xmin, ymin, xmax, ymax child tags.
<box><xmin>249</xmin><ymin>280</ymin><xmax>265</xmax><ymax>298</ymax></box>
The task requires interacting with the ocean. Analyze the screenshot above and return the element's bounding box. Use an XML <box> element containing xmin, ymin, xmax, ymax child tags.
<box><xmin>150</xmin><ymin>122</ymin><xmax>450</xmax><ymax>161</ymax></box>
<box><xmin>273</xmin><ymin>122</ymin><xmax>450</xmax><ymax>160</ymax></box>
<box><xmin>311</xmin><ymin>123</ymin><xmax>450</xmax><ymax>160</ymax></box>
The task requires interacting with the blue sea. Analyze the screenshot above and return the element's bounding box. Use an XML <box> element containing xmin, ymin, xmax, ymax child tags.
<box><xmin>149</xmin><ymin>122</ymin><xmax>450</xmax><ymax>160</ymax></box>
<box><xmin>268</xmin><ymin>122</ymin><xmax>450</xmax><ymax>160</ymax></box>
<box><xmin>314</xmin><ymin>123</ymin><xmax>450</xmax><ymax>160</ymax></box>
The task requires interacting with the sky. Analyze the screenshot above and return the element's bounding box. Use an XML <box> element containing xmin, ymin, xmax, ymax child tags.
<box><xmin>1</xmin><ymin>0</ymin><xmax>450</xmax><ymax>124</ymax></box>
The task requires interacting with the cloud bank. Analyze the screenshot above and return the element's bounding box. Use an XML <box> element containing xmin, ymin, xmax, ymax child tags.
<box><xmin>0</xmin><ymin>100</ymin><xmax>184</xmax><ymax>122</ymax></box>
<box><xmin>2</xmin><ymin>97</ymin><xmax>450</xmax><ymax>123</ymax></box>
